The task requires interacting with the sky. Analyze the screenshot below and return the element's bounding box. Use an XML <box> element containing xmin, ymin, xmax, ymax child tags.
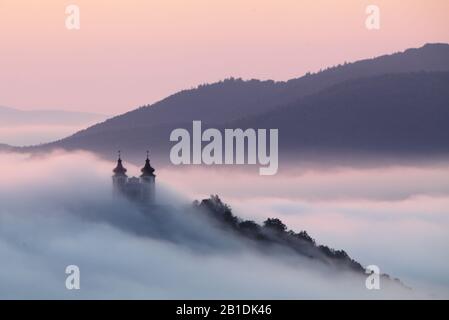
<box><xmin>0</xmin><ymin>0</ymin><xmax>448</xmax><ymax>114</ymax></box>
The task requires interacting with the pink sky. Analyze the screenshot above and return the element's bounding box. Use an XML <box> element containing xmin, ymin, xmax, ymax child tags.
<box><xmin>0</xmin><ymin>0</ymin><xmax>448</xmax><ymax>114</ymax></box>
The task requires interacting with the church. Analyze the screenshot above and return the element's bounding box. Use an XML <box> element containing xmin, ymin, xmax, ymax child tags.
<box><xmin>112</xmin><ymin>151</ymin><xmax>156</xmax><ymax>204</ymax></box>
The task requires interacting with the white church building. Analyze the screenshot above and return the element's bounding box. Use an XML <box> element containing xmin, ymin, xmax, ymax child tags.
<box><xmin>112</xmin><ymin>151</ymin><xmax>156</xmax><ymax>204</ymax></box>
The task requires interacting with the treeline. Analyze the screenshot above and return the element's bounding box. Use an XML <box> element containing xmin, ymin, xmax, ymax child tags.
<box><xmin>193</xmin><ymin>195</ymin><xmax>365</xmax><ymax>273</ymax></box>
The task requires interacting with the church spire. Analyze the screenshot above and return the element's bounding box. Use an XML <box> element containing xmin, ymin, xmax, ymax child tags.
<box><xmin>141</xmin><ymin>150</ymin><xmax>155</xmax><ymax>177</ymax></box>
<box><xmin>113</xmin><ymin>150</ymin><xmax>127</xmax><ymax>176</ymax></box>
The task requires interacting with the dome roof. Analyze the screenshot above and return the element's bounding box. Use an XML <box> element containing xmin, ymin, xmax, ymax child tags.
<box><xmin>141</xmin><ymin>152</ymin><xmax>155</xmax><ymax>177</ymax></box>
<box><xmin>113</xmin><ymin>154</ymin><xmax>127</xmax><ymax>176</ymax></box>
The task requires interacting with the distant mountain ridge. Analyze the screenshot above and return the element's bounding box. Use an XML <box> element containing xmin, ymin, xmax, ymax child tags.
<box><xmin>0</xmin><ymin>106</ymin><xmax>108</xmax><ymax>126</ymax></box>
<box><xmin>237</xmin><ymin>71</ymin><xmax>449</xmax><ymax>155</ymax></box>
<box><xmin>67</xmin><ymin>43</ymin><xmax>449</xmax><ymax>135</ymax></box>
<box><xmin>0</xmin><ymin>143</ymin><xmax>12</xmax><ymax>151</ymax></box>
<box><xmin>11</xmin><ymin>43</ymin><xmax>449</xmax><ymax>164</ymax></box>
<box><xmin>0</xmin><ymin>106</ymin><xmax>110</xmax><ymax>146</ymax></box>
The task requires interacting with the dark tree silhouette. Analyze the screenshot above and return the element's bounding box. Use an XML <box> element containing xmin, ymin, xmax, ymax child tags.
<box><xmin>192</xmin><ymin>195</ymin><xmax>386</xmax><ymax>276</ymax></box>
<box><xmin>239</xmin><ymin>220</ymin><xmax>261</xmax><ymax>233</ymax></box>
<box><xmin>263</xmin><ymin>218</ymin><xmax>287</xmax><ymax>233</ymax></box>
<box><xmin>198</xmin><ymin>195</ymin><xmax>239</xmax><ymax>228</ymax></box>
<box><xmin>295</xmin><ymin>230</ymin><xmax>315</xmax><ymax>244</ymax></box>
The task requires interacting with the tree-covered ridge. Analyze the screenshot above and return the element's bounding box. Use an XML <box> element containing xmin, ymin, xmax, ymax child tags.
<box><xmin>194</xmin><ymin>195</ymin><xmax>406</xmax><ymax>290</ymax></box>
<box><xmin>18</xmin><ymin>44</ymin><xmax>449</xmax><ymax>164</ymax></box>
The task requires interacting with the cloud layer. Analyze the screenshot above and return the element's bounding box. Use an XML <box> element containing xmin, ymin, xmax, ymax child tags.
<box><xmin>159</xmin><ymin>164</ymin><xmax>449</xmax><ymax>298</ymax></box>
<box><xmin>0</xmin><ymin>151</ymin><xmax>444</xmax><ymax>298</ymax></box>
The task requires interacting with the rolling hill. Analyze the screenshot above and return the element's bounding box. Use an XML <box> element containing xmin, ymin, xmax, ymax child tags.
<box><xmin>237</xmin><ymin>71</ymin><xmax>449</xmax><ymax>155</ymax></box>
<box><xmin>13</xmin><ymin>43</ymin><xmax>449</xmax><ymax>165</ymax></box>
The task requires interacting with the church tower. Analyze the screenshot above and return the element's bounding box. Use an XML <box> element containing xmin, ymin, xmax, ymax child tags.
<box><xmin>140</xmin><ymin>151</ymin><xmax>156</xmax><ymax>203</ymax></box>
<box><xmin>112</xmin><ymin>151</ymin><xmax>127</xmax><ymax>196</ymax></box>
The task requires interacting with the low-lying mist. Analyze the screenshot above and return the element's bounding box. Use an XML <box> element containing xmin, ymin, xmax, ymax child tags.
<box><xmin>0</xmin><ymin>151</ymin><xmax>444</xmax><ymax>298</ymax></box>
<box><xmin>159</xmin><ymin>162</ymin><xmax>449</xmax><ymax>299</ymax></box>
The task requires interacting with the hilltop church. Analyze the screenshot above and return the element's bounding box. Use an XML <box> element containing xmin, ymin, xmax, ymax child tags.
<box><xmin>112</xmin><ymin>152</ymin><xmax>156</xmax><ymax>204</ymax></box>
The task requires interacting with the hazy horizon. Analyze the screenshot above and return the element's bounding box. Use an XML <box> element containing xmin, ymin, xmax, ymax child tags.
<box><xmin>0</xmin><ymin>105</ymin><xmax>109</xmax><ymax>146</ymax></box>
